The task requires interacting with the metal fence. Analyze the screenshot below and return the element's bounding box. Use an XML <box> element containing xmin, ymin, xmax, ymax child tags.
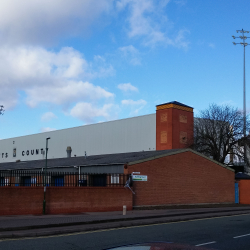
<box><xmin>0</xmin><ymin>170</ymin><xmax>129</xmax><ymax>187</ymax></box>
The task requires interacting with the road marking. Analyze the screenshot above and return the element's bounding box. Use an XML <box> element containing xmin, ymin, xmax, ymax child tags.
<box><xmin>195</xmin><ymin>241</ymin><xmax>216</xmax><ymax>246</ymax></box>
<box><xmin>234</xmin><ymin>233</ymin><xmax>250</xmax><ymax>239</ymax></box>
<box><xmin>0</xmin><ymin>213</ymin><xmax>250</xmax><ymax>242</ymax></box>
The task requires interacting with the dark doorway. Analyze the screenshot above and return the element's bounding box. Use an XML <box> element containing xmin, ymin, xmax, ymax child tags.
<box><xmin>21</xmin><ymin>176</ymin><xmax>31</xmax><ymax>186</ymax></box>
<box><xmin>92</xmin><ymin>174</ymin><xmax>107</xmax><ymax>187</ymax></box>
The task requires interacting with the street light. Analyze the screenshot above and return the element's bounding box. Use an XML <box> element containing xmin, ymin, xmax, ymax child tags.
<box><xmin>232</xmin><ymin>29</ymin><xmax>250</xmax><ymax>170</ymax></box>
<box><xmin>43</xmin><ymin>137</ymin><xmax>50</xmax><ymax>215</ymax></box>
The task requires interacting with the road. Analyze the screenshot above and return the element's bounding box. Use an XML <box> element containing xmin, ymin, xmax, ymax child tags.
<box><xmin>1</xmin><ymin>214</ymin><xmax>250</xmax><ymax>250</ymax></box>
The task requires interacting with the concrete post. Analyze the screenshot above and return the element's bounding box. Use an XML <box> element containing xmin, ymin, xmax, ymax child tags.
<box><xmin>123</xmin><ymin>205</ymin><xmax>126</xmax><ymax>215</ymax></box>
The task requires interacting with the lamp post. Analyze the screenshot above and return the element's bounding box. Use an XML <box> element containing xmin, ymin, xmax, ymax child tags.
<box><xmin>43</xmin><ymin>137</ymin><xmax>50</xmax><ymax>215</ymax></box>
<box><xmin>232</xmin><ymin>29</ymin><xmax>250</xmax><ymax>170</ymax></box>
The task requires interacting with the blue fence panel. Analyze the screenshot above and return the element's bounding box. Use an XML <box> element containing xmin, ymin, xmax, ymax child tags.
<box><xmin>23</xmin><ymin>177</ymin><xmax>31</xmax><ymax>187</ymax></box>
<box><xmin>54</xmin><ymin>176</ymin><xmax>64</xmax><ymax>187</ymax></box>
<box><xmin>0</xmin><ymin>177</ymin><xmax>4</xmax><ymax>186</ymax></box>
<box><xmin>235</xmin><ymin>183</ymin><xmax>239</xmax><ymax>204</ymax></box>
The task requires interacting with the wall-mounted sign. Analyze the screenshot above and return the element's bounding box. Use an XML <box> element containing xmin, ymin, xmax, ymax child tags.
<box><xmin>132</xmin><ymin>175</ymin><xmax>147</xmax><ymax>181</ymax></box>
<box><xmin>1</xmin><ymin>148</ymin><xmax>45</xmax><ymax>158</ymax></box>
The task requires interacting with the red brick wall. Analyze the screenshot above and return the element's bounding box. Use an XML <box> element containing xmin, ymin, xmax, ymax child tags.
<box><xmin>0</xmin><ymin>187</ymin><xmax>44</xmax><ymax>215</ymax></box>
<box><xmin>156</xmin><ymin>108</ymin><xmax>173</xmax><ymax>150</ymax></box>
<box><xmin>128</xmin><ymin>151</ymin><xmax>234</xmax><ymax>207</ymax></box>
<box><xmin>172</xmin><ymin>109</ymin><xmax>194</xmax><ymax>149</ymax></box>
<box><xmin>46</xmin><ymin>187</ymin><xmax>132</xmax><ymax>214</ymax></box>
<box><xmin>238</xmin><ymin>180</ymin><xmax>250</xmax><ymax>204</ymax></box>
<box><xmin>156</xmin><ymin>108</ymin><xmax>193</xmax><ymax>150</ymax></box>
<box><xmin>0</xmin><ymin>187</ymin><xmax>132</xmax><ymax>215</ymax></box>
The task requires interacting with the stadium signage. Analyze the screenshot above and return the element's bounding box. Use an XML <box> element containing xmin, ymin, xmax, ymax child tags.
<box><xmin>21</xmin><ymin>149</ymin><xmax>44</xmax><ymax>156</ymax></box>
<box><xmin>1</xmin><ymin>148</ymin><xmax>45</xmax><ymax>158</ymax></box>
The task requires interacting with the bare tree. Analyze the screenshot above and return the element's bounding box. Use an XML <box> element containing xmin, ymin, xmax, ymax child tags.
<box><xmin>193</xmin><ymin>104</ymin><xmax>249</xmax><ymax>164</ymax></box>
<box><xmin>0</xmin><ymin>105</ymin><xmax>4</xmax><ymax>115</ymax></box>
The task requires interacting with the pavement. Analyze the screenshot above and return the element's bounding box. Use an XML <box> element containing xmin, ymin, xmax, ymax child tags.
<box><xmin>1</xmin><ymin>204</ymin><xmax>250</xmax><ymax>239</ymax></box>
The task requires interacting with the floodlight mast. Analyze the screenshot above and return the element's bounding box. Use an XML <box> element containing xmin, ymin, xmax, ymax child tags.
<box><xmin>232</xmin><ymin>29</ymin><xmax>250</xmax><ymax>170</ymax></box>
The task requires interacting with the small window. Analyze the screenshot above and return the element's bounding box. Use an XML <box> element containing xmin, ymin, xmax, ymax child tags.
<box><xmin>179</xmin><ymin>114</ymin><xmax>187</xmax><ymax>123</ymax></box>
<box><xmin>79</xmin><ymin>174</ymin><xmax>87</xmax><ymax>186</ymax></box>
<box><xmin>45</xmin><ymin>176</ymin><xmax>51</xmax><ymax>186</ymax></box>
<box><xmin>13</xmin><ymin>148</ymin><xmax>16</xmax><ymax>157</ymax></box>
<box><xmin>111</xmin><ymin>174</ymin><xmax>119</xmax><ymax>184</ymax></box>
<box><xmin>5</xmin><ymin>178</ymin><xmax>9</xmax><ymax>186</ymax></box>
<box><xmin>161</xmin><ymin>113</ymin><xmax>167</xmax><ymax>122</ymax></box>
<box><xmin>180</xmin><ymin>131</ymin><xmax>187</xmax><ymax>144</ymax></box>
<box><xmin>31</xmin><ymin>177</ymin><xmax>37</xmax><ymax>186</ymax></box>
<box><xmin>15</xmin><ymin>176</ymin><xmax>20</xmax><ymax>186</ymax></box>
<box><xmin>161</xmin><ymin>131</ymin><xmax>167</xmax><ymax>143</ymax></box>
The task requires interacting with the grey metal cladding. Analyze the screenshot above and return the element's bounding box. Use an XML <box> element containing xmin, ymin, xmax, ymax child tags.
<box><xmin>0</xmin><ymin>114</ymin><xmax>156</xmax><ymax>163</ymax></box>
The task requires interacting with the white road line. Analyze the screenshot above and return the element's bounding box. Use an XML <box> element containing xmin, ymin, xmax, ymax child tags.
<box><xmin>234</xmin><ymin>233</ymin><xmax>250</xmax><ymax>239</ymax></box>
<box><xmin>195</xmin><ymin>241</ymin><xmax>216</xmax><ymax>246</ymax></box>
<box><xmin>1</xmin><ymin>213</ymin><xmax>250</xmax><ymax>242</ymax></box>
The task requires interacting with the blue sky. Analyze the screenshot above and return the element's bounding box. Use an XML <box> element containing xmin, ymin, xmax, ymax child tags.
<box><xmin>0</xmin><ymin>0</ymin><xmax>250</xmax><ymax>139</ymax></box>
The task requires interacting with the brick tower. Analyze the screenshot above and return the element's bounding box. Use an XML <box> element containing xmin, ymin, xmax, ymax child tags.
<box><xmin>156</xmin><ymin>101</ymin><xmax>194</xmax><ymax>150</ymax></box>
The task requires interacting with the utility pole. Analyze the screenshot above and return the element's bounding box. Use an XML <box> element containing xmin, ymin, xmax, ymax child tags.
<box><xmin>232</xmin><ymin>29</ymin><xmax>250</xmax><ymax>171</ymax></box>
<box><xmin>43</xmin><ymin>137</ymin><xmax>50</xmax><ymax>215</ymax></box>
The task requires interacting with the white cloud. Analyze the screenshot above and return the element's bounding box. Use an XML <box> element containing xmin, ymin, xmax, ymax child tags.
<box><xmin>118</xmin><ymin>83</ymin><xmax>138</xmax><ymax>92</ymax></box>
<box><xmin>41</xmin><ymin>112</ymin><xmax>57</xmax><ymax>122</ymax></box>
<box><xmin>174</xmin><ymin>0</ymin><xmax>187</xmax><ymax>6</ymax></box>
<box><xmin>219</xmin><ymin>100</ymin><xmax>235</xmax><ymax>106</ymax></box>
<box><xmin>208</xmin><ymin>43</ymin><xmax>215</xmax><ymax>48</ymax></box>
<box><xmin>26</xmin><ymin>81</ymin><xmax>114</xmax><ymax>108</ymax></box>
<box><xmin>122</xmin><ymin>99</ymin><xmax>146</xmax><ymax>105</ymax></box>
<box><xmin>121</xmin><ymin>99</ymin><xmax>147</xmax><ymax>115</ymax></box>
<box><xmin>0</xmin><ymin>46</ymin><xmax>114</xmax><ymax>109</ymax></box>
<box><xmin>119</xmin><ymin>45</ymin><xmax>141</xmax><ymax>65</ymax></box>
<box><xmin>70</xmin><ymin>102</ymin><xmax>119</xmax><ymax>123</ymax></box>
<box><xmin>174</xmin><ymin>29</ymin><xmax>190</xmax><ymax>49</ymax></box>
<box><xmin>40</xmin><ymin>127</ymin><xmax>56</xmax><ymax>132</ymax></box>
<box><xmin>0</xmin><ymin>0</ymin><xmax>113</xmax><ymax>46</ymax></box>
<box><xmin>116</xmin><ymin>0</ymin><xmax>189</xmax><ymax>48</ymax></box>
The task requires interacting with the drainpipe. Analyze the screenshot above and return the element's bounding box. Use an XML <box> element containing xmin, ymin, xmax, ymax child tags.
<box><xmin>79</xmin><ymin>166</ymin><xmax>81</xmax><ymax>187</ymax></box>
<box><xmin>74</xmin><ymin>166</ymin><xmax>81</xmax><ymax>186</ymax></box>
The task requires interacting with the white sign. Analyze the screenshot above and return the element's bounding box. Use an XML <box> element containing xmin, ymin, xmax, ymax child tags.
<box><xmin>132</xmin><ymin>175</ymin><xmax>147</xmax><ymax>181</ymax></box>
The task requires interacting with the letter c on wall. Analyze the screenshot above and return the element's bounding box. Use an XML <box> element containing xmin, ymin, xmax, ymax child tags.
<box><xmin>22</xmin><ymin>151</ymin><xmax>25</xmax><ymax>156</ymax></box>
